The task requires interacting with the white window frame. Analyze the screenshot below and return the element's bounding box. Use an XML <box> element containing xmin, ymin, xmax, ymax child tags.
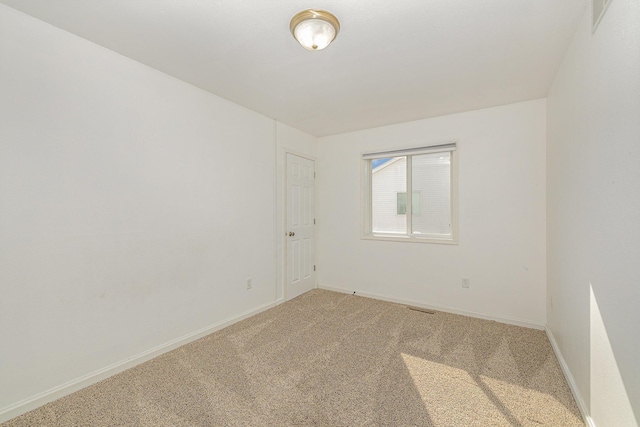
<box><xmin>361</xmin><ymin>142</ymin><xmax>458</xmax><ymax>245</ymax></box>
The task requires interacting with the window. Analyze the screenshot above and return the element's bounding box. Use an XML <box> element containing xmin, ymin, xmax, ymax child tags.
<box><xmin>362</xmin><ymin>143</ymin><xmax>457</xmax><ymax>244</ymax></box>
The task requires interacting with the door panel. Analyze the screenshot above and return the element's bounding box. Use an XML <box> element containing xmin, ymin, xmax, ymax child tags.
<box><xmin>286</xmin><ymin>154</ymin><xmax>315</xmax><ymax>300</ymax></box>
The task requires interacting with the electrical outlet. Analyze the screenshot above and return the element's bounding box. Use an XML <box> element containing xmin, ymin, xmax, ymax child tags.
<box><xmin>246</xmin><ymin>278</ymin><xmax>252</xmax><ymax>290</ymax></box>
<box><xmin>462</xmin><ymin>277</ymin><xmax>470</xmax><ymax>288</ymax></box>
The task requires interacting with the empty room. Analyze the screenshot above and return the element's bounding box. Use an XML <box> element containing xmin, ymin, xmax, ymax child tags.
<box><xmin>1</xmin><ymin>1</ymin><xmax>638</xmax><ymax>426</ymax></box>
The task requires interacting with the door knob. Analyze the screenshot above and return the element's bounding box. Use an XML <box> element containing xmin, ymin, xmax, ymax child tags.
<box><xmin>289</xmin><ymin>231</ymin><xmax>295</xmax><ymax>237</ymax></box>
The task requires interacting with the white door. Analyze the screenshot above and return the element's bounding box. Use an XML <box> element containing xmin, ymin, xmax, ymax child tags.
<box><xmin>286</xmin><ymin>153</ymin><xmax>316</xmax><ymax>300</ymax></box>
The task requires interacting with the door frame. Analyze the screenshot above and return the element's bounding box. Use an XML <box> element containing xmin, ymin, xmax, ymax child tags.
<box><xmin>283</xmin><ymin>150</ymin><xmax>317</xmax><ymax>301</ymax></box>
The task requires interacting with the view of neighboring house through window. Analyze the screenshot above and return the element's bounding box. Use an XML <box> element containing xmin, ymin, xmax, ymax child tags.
<box><xmin>363</xmin><ymin>143</ymin><xmax>456</xmax><ymax>243</ymax></box>
<box><xmin>397</xmin><ymin>191</ymin><xmax>420</xmax><ymax>215</ymax></box>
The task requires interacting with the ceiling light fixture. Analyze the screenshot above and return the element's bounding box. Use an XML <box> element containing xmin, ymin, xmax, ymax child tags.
<box><xmin>290</xmin><ymin>9</ymin><xmax>340</xmax><ymax>51</ymax></box>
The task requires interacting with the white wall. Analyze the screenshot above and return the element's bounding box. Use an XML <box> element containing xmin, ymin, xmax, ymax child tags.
<box><xmin>317</xmin><ymin>99</ymin><xmax>547</xmax><ymax>327</ymax></box>
<box><xmin>546</xmin><ymin>0</ymin><xmax>640</xmax><ymax>425</ymax></box>
<box><xmin>0</xmin><ymin>4</ymin><xmax>283</xmax><ymax>418</ymax></box>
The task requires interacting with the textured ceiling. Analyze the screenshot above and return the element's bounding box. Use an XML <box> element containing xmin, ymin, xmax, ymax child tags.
<box><xmin>0</xmin><ymin>0</ymin><xmax>585</xmax><ymax>136</ymax></box>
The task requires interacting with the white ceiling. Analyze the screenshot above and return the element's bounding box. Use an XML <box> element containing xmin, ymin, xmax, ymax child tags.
<box><xmin>1</xmin><ymin>0</ymin><xmax>585</xmax><ymax>137</ymax></box>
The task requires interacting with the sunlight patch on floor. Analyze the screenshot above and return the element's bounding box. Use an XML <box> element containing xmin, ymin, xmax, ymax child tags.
<box><xmin>401</xmin><ymin>353</ymin><xmax>583</xmax><ymax>426</ymax></box>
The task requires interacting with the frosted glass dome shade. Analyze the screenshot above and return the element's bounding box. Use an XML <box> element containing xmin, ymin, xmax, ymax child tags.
<box><xmin>290</xmin><ymin>10</ymin><xmax>340</xmax><ymax>51</ymax></box>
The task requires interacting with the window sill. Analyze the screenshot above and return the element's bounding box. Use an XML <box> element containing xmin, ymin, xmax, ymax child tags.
<box><xmin>361</xmin><ymin>234</ymin><xmax>458</xmax><ymax>245</ymax></box>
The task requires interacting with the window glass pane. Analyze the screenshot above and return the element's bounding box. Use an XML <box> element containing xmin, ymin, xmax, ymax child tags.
<box><xmin>397</xmin><ymin>192</ymin><xmax>420</xmax><ymax>215</ymax></box>
<box><xmin>371</xmin><ymin>157</ymin><xmax>407</xmax><ymax>234</ymax></box>
<box><xmin>411</xmin><ymin>152</ymin><xmax>451</xmax><ymax>236</ymax></box>
<box><xmin>412</xmin><ymin>192</ymin><xmax>421</xmax><ymax>215</ymax></box>
<box><xmin>397</xmin><ymin>192</ymin><xmax>407</xmax><ymax>215</ymax></box>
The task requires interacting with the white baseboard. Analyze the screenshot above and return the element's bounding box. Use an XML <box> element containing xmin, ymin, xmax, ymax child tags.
<box><xmin>0</xmin><ymin>298</ymin><xmax>284</xmax><ymax>424</ymax></box>
<box><xmin>545</xmin><ymin>327</ymin><xmax>595</xmax><ymax>427</ymax></box>
<box><xmin>318</xmin><ymin>284</ymin><xmax>546</xmax><ymax>330</ymax></box>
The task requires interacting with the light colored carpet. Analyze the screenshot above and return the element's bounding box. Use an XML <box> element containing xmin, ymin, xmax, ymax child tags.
<box><xmin>3</xmin><ymin>289</ymin><xmax>584</xmax><ymax>426</ymax></box>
